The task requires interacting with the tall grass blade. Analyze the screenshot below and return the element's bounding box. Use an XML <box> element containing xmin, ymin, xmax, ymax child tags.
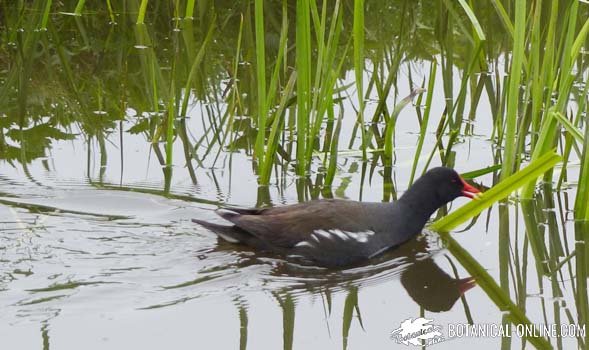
<box><xmin>137</xmin><ymin>0</ymin><xmax>148</xmax><ymax>24</ymax></box>
<box><xmin>409</xmin><ymin>62</ymin><xmax>436</xmax><ymax>186</ymax></box>
<box><xmin>259</xmin><ymin>73</ymin><xmax>297</xmax><ymax>184</ymax></box>
<box><xmin>41</xmin><ymin>0</ymin><xmax>52</xmax><ymax>29</ymax></box>
<box><xmin>575</xmin><ymin>114</ymin><xmax>589</xmax><ymax>220</ymax></box>
<box><xmin>488</xmin><ymin>0</ymin><xmax>514</xmax><ymax>37</ymax></box>
<box><xmin>384</xmin><ymin>88</ymin><xmax>424</xmax><ymax>160</ymax></box>
<box><xmin>353</xmin><ymin>0</ymin><xmax>367</xmax><ymax>160</ymax></box>
<box><xmin>460</xmin><ymin>164</ymin><xmax>502</xmax><ymax>180</ymax></box>
<box><xmin>456</xmin><ymin>0</ymin><xmax>486</xmax><ymax>41</ymax></box>
<box><xmin>74</xmin><ymin>0</ymin><xmax>86</xmax><ymax>16</ymax></box>
<box><xmin>500</xmin><ymin>0</ymin><xmax>526</xmax><ymax>180</ymax></box>
<box><xmin>553</xmin><ymin>112</ymin><xmax>583</xmax><ymax>143</ymax></box>
<box><xmin>185</xmin><ymin>0</ymin><xmax>195</xmax><ymax>19</ymax></box>
<box><xmin>295</xmin><ymin>0</ymin><xmax>311</xmax><ymax>175</ymax></box>
<box><xmin>179</xmin><ymin>18</ymin><xmax>215</xmax><ymax>117</ymax></box>
<box><xmin>253</xmin><ymin>0</ymin><xmax>267</xmax><ymax>162</ymax></box>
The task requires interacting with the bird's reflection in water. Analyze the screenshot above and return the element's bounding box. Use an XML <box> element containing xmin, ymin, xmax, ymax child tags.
<box><xmin>214</xmin><ymin>229</ymin><xmax>476</xmax><ymax>313</ymax></box>
<box><xmin>214</xmin><ymin>231</ymin><xmax>476</xmax><ymax>350</ymax></box>
<box><xmin>400</xmin><ymin>255</ymin><xmax>476</xmax><ymax>312</ymax></box>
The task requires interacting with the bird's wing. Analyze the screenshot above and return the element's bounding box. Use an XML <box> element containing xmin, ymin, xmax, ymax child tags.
<box><xmin>218</xmin><ymin>200</ymin><xmax>376</xmax><ymax>248</ymax></box>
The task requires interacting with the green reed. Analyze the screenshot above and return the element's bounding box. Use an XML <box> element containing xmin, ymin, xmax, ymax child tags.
<box><xmin>295</xmin><ymin>0</ymin><xmax>311</xmax><ymax>177</ymax></box>
<box><xmin>499</xmin><ymin>0</ymin><xmax>525</xmax><ymax>180</ymax></box>
<box><xmin>73</xmin><ymin>0</ymin><xmax>85</xmax><ymax>16</ymax></box>
<box><xmin>353</xmin><ymin>0</ymin><xmax>367</xmax><ymax>161</ymax></box>
<box><xmin>576</xmin><ymin>113</ymin><xmax>589</xmax><ymax>220</ymax></box>
<box><xmin>137</xmin><ymin>0</ymin><xmax>149</xmax><ymax>24</ymax></box>
<box><xmin>253</xmin><ymin>0</ymin><xmax>267</xmax><ymax>164</ymax></box>
<box><xmin>408</xmin><ymin>62</ymin><xmax>436</xmax><ymax>186</ymax></box>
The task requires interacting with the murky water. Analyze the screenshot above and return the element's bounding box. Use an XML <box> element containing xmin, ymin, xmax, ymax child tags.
<box><xmin>1</xmin><ymin>3</ymin><xmax>587</xmax><ymax>350</ymax></box>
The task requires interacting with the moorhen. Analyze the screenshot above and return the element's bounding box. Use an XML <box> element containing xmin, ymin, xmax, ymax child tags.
<box><xmin>193</xmin><ymin>167</ymin><xmax>480</xmax><ymax>266</ymax></box>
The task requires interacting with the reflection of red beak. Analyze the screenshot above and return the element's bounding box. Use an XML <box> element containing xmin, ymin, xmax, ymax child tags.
<box><xmin>458</xmin><ymin>277</ymin><xmax>477</xmax><ymax>294</ymax></box>
<box><xmin>460</xmin><ymin>177</ymin><xmax>481</xmax><ymax>199</ymax></box>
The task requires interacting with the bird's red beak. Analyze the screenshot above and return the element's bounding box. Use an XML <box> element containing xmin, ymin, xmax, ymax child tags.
<box><xmin>460</xmin><ymin>177</ymin><xmax>481</xmax><ymax>199</ymax></box>
<box><xmin>458</xmin><ymin>277</ymin><xmax>477</xmax><ymax>294</ymax></box>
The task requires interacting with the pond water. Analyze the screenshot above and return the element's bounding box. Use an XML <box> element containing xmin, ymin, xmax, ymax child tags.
<box><xmin>0</xmin><ymin>2</ymin><xmax>587</xmax><ymax>350</ymax></box>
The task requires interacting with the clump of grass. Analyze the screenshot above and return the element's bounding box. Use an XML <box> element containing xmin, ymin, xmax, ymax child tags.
<box><xmin>243</xmin><ymin>0</ymin><xmax>349</xmax><ymax>184</ymax></box>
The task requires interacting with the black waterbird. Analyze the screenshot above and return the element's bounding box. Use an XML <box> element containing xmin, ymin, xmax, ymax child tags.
<box><xmin>193</xmin><ymin>167</ymin><xmax>481</xmax><ymax>267</ymax></box>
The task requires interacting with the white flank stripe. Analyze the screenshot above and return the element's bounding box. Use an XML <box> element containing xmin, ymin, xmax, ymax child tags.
<box><xmin>329</xmin><ymin>229</ymin><xmax>350</xmax><ymax>241</ymax></box>
<box><xmin>295</xmin><ymin>241</ymin><xmax>315</xmax><ymax>248</ymax></box>
<box><xmin>343</xmin><ymin>230</ymin><xmax>375</xmax><ymax>243</ymax></box>
<box><xmin>314</xmin><ymin>229</ymin><xmax>332</xmax><ymax>239</ymax></box>
<box><xmin>287</xmin><ymin>254</ymin><xmax>306</xmax><ymax>259</ymax></box>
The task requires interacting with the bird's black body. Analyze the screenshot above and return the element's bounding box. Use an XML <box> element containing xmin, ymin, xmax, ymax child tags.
<box><xmin>193</xmin><ymin>167</ymin><xmax>479</xmax><ymax>267</ymax></box>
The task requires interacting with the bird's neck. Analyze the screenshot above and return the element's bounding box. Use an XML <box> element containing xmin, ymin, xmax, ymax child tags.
<box><xmin>398</xmin><ymin>185</ymin><xmax>442</xmax><ymax>226</ymax></box>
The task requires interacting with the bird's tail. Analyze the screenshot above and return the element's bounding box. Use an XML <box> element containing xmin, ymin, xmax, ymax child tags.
<box><xmin>192</xmin><ymin>218</ymin><xmax>247</xmax><ymax>244</ymax></box>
